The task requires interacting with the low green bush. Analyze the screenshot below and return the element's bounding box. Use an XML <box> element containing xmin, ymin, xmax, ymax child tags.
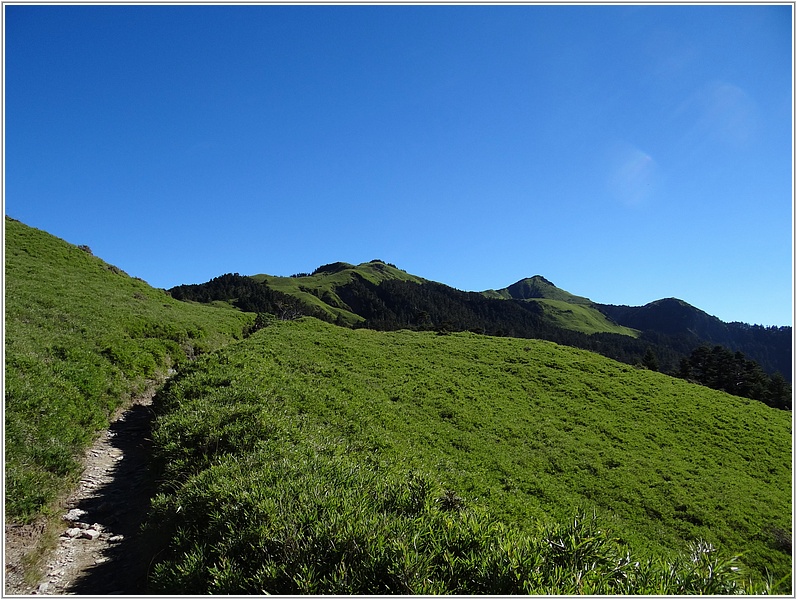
<box><xmin>147</xmin><ymin>443</ymin><xmax>769</xmax><ymax>594</ymax></box>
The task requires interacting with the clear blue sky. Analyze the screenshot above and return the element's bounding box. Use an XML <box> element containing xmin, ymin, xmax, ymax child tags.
<box><xmin>5</xmin><ymin>4</ymin><xmax>793</xmax><ymax>326</ymax></box>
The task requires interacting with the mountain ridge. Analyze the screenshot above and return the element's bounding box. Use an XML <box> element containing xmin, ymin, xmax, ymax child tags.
<box><xmin>254</xmin><ymin>263</ymin><xmax>785</xmax><ymax>331</ymax></box>
<box><xmin>170</xmin><ymin>260</ymin><xmax>791</xmax><ymax>389</ymax></box>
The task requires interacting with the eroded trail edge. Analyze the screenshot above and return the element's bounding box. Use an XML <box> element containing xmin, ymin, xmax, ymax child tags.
<box><xmin>5</xmin><ymin>380</ymin><xmax>166</xmax><ymax>595</ymax></box>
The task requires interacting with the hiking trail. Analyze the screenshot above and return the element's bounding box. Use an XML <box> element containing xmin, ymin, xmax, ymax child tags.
<box><xmin>5</xmin><ymin>379</ymin><xmax>167</xmax><ymax>595</ymax></box>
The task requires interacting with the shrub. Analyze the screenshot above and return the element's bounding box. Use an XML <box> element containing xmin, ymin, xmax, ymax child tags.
<box><xmin>147</xmin><ymin>449</ymin><xmax>765</xmax><ymax>595</ymax></box>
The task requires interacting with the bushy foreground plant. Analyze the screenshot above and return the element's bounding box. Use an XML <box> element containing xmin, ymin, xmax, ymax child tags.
<box><xmin>146</xmin><ymin>444</ymin><xmax>771</xmax><ymax>595</ymax></box>
<box><xmin>165</xmin><ymin>319</ymin><xmax>790</xmax><ymax>580</ymax></box>
<box><xmin>146</xmin><ymin>339</ymin><xmax>786</xmax><ymax>594</ymax></box>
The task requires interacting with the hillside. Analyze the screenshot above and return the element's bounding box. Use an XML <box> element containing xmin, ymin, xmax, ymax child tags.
<box><xmin>598</xmin><ymin>298</ymin><xmax>792</xmax><ymax>380</ymax></box>
<box><xmin>4</xmin><ymin>217</ymin><xmax>791</xmax><ymax>593</ymax></box>
<box><xmin>4</xmin><ymin>216</ymin><xmax>252</xmax><ymax>522</ymax></box>
<box><xmin>254</xmin><ymin>268</ymin><xmax>637</xmax><ymax>337</ymax></box>
<box><xmin>170</xmin><ymin>262</ymin><xmax>791</xmax><ymax>396</ymax></box>
<box><xmin>171</xmin><ymin>270</ymin><xmax>653</xmax><ymax>364</ymax></box>
<box><xmin>250</xmin><ymin>260</ymin><xmax>426</xmax><ymax>325</ymax></box>
<box><xmin>482</xmin><ymin>276</ymin><xmax>638</xmax><ymax>337</ymax></box>
<box><xmin>147</xmin><ymin>318</ymin><xmax>792</xmax><ymax>593</ymax></box>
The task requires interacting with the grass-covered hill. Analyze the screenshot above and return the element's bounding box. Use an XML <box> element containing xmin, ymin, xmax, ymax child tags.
<box><xmin>176</xmin><ymin>261</ymin><xmax>628</xmax><ymax>336</ymax></box>
<box><xmin>482</xmin><ymin>275</ymin><xmax>638</xmax><ymax>337</ymax></box>
<box><xmin>5</xmin><ymin>216</ymin><xmax>252</xmax><ymax>521</ymax></box>
<box><xmin>250</xmin><ymin>260</ymin><xmax>426</xmax><ymax>325</ymax></box>
<box><xmin>146</xmin><ymin>317</ymin><xmax>791</xmax><ymax>593</ymax></box>
<box><xmin>250</xmin><ymin>265</ymin><xmax>633</xmax><ymax>337</ymax></box>
<box><xmin>484</xmin><ymin>274</ymin><xmax>592</xmax><ymax>304</ymax></box>
<box><xmin>172</xmin><ymin>265</ymin><xmax>660</xmax><ymax>358</ymax></box>
<box><xmin>170</xmin><ymin>261</ymin><xmax>791</xmax><ymax>403</ymax></box>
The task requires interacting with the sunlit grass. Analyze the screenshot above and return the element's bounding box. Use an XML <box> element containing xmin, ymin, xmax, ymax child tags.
<box><xmin>529</xmin><ymin>298</ymin><xmax>640</xmax><ymax>336</ymax></box>
<box><xmin>250</xmin><ymin>260</ymin><xmax>425</xmax><ymax>325</ymax></box>
<box><xmin>5</xmin><ymin>217</ymin><xmax>251</xmax><ymax>521</ymax></box>
<box><xmin>148</xmin><ymin>317</ymin><xmax>791</xmax><ymax>592</ymax></box>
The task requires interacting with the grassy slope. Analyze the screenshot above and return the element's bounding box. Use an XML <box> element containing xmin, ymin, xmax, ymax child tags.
<box><xmin>150</xmin><ymin>318</ymin><xmax>791</xmax><ymax>588</ymax></box>
<box><xmin>484</xmin><ymin>276</ymin><xmax>639</xmax><ymax>337</ymax></box>
<box><xmin>528</xmin><ymin>298</ymin><xmax>640</xmax><ymax>336</ymax></box>
<box><xmin>5</xmin><ymin>217</ymin><xmax>252</xmax><ymax>521</ymax></box>
<box><xmin>251</xmin><ymin>261</ymin><xmax>425</xmax><ymax>325</ymax></box>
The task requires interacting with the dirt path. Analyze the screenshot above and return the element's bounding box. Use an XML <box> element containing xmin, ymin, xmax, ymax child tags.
<box><xmin>5</xmin><ymin>380</ymin><xmax>166</xmax><ymax>595</ymax></box>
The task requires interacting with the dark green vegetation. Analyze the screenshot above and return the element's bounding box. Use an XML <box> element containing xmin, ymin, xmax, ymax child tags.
<box><xmin>170</xmin><ymin>262</ymin><xmax>791</xmax><ymax>407</ymax></box>
<box><xmin>147</xmin><ymin>318</ymin><xmax>791</xmax><ymax>593</ymax></box>
<box><xmin>599</xmin><ymin>298</ymin><xmax>792</xmax><ymax>382</ymax></box>
<box><xmin>680</xmin><ymin>345</ymin><xmax>791</xmax><ymax>410</ymax></box>
<box><xmin>5</xmin><ymin>217</ymin><xmax>251</xmax><ymax>521</ymax></box>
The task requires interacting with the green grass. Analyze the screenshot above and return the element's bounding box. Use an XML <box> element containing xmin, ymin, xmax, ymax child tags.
<box><xmin>148</xmin><ymin>317</ymin><xmax>791</xmax><ymax>593</ymax></box>
<box><xmin>528</xmin><ymin>298</ymin><xmax>640</xmax><ymax>336</ymax></box>
<box><xmin>250</xmin><ymin>260</ymin><xmax>425</xmax><ymax>325</ymax></box>
<box><xmin>5</xmin><ymin>217</ymin><xmax>252</xmax><ymax>522</ymax></box>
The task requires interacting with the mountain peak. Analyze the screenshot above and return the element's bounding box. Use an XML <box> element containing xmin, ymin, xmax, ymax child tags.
<box><xmin>529</xmin><ymin>275</ymin><xmax>556</xmax><ymax>287</ymax></box>
<box><xmin>501</xmin><ymin>276</ymin><xmax>592</xmax><ymax>305</ymax></box>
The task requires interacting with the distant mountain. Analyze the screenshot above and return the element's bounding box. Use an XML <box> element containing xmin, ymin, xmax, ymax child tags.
<box><xmin>482</xmin><ymin>276</ymin><xmax>637</xmax><ymax>337</ymax></box>
<box><xmin>598</xmin><ymin>297</ymin><xmax>729</xmax><ymax>338</ymax></box>
<box><xmin>484</xmin><ymin>280</ymin><xmax>791</xmax><ymax>382</ymax></box>
<box><xmin>248</xmin><ymin>260</ymin><xmax>426</xmax><ymax>325</ymax></box>
<box><xmin>597</xmin><ymin>298</ymin><xmax>792</xmax><ymax>381</ymax></box>
<box><xmin>168</xmin><ymin>260</ymin><xmax>792</xmax><ymax>398</ymax></box>
<box><xmin>484</xmin><ymin>275</ymin><xmax>591</xmax><ymax>304</ymax></box>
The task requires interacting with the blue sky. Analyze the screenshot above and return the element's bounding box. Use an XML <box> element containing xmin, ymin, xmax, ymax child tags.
<box><xmin>5</xmin><ymin>4</ymin><xmax>793</xmax><ymax>326</ymax></box>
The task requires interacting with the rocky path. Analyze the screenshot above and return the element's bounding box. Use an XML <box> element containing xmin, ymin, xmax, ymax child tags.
<box><xmin>5</xmin><ymin>382</ymin><xmax>165</xmax><ymax>595</ymax></box>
